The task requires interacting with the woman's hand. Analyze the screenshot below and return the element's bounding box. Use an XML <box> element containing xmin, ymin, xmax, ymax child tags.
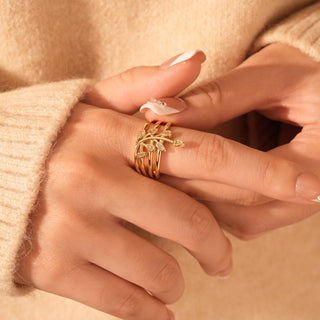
<box><xmin>15</xmin><ymin>48</ymin><xmax>320</xmax><ymax>320</ymax></box>
<box><xmin>15</xmin><ymin>54</ymin><xmax>233</xmax><ymax>320</ymax></box>
<box><xmin>141</xmin><ymin>44</ymin><xmax>320</xmax><ymax>240</ymax></box>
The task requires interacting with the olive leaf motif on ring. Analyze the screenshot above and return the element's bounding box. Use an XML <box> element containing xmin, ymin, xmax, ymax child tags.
<box><xmin>135</xmin><ymin>123</ymin><xmax>184</xmax><ymax>160</ymax></box>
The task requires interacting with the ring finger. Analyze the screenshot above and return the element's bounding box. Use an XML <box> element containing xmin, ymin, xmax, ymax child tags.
<box><xmin>81</xmin><ymin>162</ymin><xmax>232</xmax><ymax>277</ymax></box>
<box><xmin>75</xmin><ymin>220</ymin><xmax>185</xmax><ymax>304</ymax></box>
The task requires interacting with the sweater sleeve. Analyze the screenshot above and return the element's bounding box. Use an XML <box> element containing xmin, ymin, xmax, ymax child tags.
<box><xmin>0</xmin><ymin>78</ymin><xmax>94</xmax><ymax>296</ymax></box>
<box><xmin>251</xmin><ymin>1</ymin><xmax>320</xmax><ymax>62</ymax></box>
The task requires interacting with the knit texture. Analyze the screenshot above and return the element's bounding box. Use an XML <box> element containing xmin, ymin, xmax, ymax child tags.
<box><xmin>0</xmin><ymin>0</ymin><xmax>320</xmax><ymax>319</ymax></box>
<box><xmin>0</xmin><ymin>79</ymin><xmax>94</xmax><ymax>295</ymax></box>
<box><xmin>253</xmin><ymin>1</ymin><xmax>320</xmax><ymax>61</ymax></box>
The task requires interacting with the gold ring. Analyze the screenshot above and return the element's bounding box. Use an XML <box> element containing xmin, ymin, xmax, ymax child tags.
<box><xmin>135</xmin><ymin>121</ymin><xmax>184</xmax><ymax>179</ymax></box>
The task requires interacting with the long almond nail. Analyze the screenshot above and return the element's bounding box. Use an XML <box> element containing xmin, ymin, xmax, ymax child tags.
<box><xmin>160</xmin><ymin>50</ymin><xmax>202</xmax><ymax>68</ymax></box>
<box><xmin>169</xmin><ymin>50</ymin><xmax>201</xmax><ymax>66</ymax></box>
<box><xmin>140</xmin><ymin>98</ymin><xmax>183</xmax><ymax>115</ymax></box>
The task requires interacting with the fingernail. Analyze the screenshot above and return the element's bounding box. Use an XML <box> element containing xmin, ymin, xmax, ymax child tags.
<box><xmin>160</xmin><ymin>50</ymin><xmax>202</xmax><ymax>68</ymax></box>
<box><xmin>140</xmin><ymin>98</ymin><xmax>183</xmax><ymax>115</ymax></box>
<box><xmin>169</xmin><ymin>50</ymin><xmax>201</xmax><ymax>66</ymax></box>
<box><xmin>312</xmin><ymin>195</ymin><xmax>320</xmax><ymax>203</ymax></box>
<box><xmin>167</xmin><ymin>309</ymin><xmax>175</xmax><ymax>320</ymax></box>
<box><xmin>296</xmin><ymin>173</ymin><xmax>320</xmax><ymax>202</ymax></box>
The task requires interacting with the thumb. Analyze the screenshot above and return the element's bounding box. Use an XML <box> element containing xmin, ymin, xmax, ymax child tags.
<box><xmin>141</xmin><ymin>64</ymin><xmax>277</xmax><ymax>130</ymax></box>
<box><xmin>140</xmin><ymin>43</ymin><xmax>310</xmax><ymax>129</ymax></box>
<box><xmin>82</xmin><ymin>50</ymin><xmax>206</xmax><ymax>114</ymax></box>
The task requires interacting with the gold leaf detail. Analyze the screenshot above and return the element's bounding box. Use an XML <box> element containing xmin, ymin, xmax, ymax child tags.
<box><xmin>146</xmin><ymin>144</ymin><xmax>155</xmax><ymax>152</ymax></box>
<box><xmin>156</xmin><ymin>142</ymin><xmax>166</xmax><ymax>151</ymax></box>
<box><xmin>136</xmin><ymin>152</ymin><xmax>148</xmax><ymax>158</ymax></box>
<box><xmin>137</xmin><ymin>130</ymin><xmax>146</xmax><ymax>139</ymax></box>
<box><xmin>173</xmin><ymin>139</ymin><xmax>184</xmax><ymax>147</ymax></box>
<box><xmin>148</xmin><ymin>128</ymin><xmax>158</xmax><ymax>135</ymax></box>
<box><xmin>161</xmin><ymin>130</ymin><xmax>172</xmax><ymax>137</ymax></box>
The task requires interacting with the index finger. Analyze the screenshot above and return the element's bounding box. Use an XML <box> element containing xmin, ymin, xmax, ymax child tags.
<box><xmin>121</xmin><ymin>116</ymin><xmax>320</xmax><ymax>204</ymax></box>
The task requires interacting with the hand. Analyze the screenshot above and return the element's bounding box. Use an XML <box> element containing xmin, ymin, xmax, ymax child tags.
<box><xmin>141</xmin><ymin>44</ymin><xmax>320</xmax><ymax>239</ymax></box>
<box><xmin>15</xmin><ymin>53</ymin><xmax>233</xmax><ymax>320</ymax></box>
<box><xmin>15</xmin><ymin>48</ymin><xmax>320</xmax><ymax>320</ymax></box>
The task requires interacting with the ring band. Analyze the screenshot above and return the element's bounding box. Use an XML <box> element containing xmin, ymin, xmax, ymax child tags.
<box><xmin>135</xmin><ymin>121</ymin><xmax>184</xmax><ymax>179</ymax></box>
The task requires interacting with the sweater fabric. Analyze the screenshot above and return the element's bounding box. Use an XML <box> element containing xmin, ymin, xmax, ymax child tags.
<box><xmin>0</xmin><ymin>1</ymin><xmax>320</xmax><ymax>319</ymax></box>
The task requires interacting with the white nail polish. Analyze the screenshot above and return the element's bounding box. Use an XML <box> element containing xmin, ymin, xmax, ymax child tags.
<box><xmin>169</xmin><ymin>50</ymin><xmax>201</xmax><ymax>67</ymax></box>
<box><xmin>312</xmin><ymin>195</ymin><xmax>320</xmax><ymax>203</ymax></box>
<box><xmin>140</xmin><ymin>99</ymin><xmax>181</xmax><ymax>115</ymax></box>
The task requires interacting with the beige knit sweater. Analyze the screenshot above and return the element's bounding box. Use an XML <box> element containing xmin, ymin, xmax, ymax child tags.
<box><xmin>1</xmin><ymin>1</ymin><xmax>320</xmax><ymax>319</ymax></box>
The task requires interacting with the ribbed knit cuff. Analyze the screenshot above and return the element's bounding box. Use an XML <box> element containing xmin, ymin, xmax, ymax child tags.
<box><xmin>252</xmin><ymin>2</ymin><xmax>320</xmax><ymax>62</ymax></box>
<box><xmin>0</xmin><ymin>78</ymin><xmax>94</xmax><ymax>296</ymax></box>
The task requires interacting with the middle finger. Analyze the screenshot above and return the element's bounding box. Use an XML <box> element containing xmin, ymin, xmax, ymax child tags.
<box><xmin>88</xmin><ymin>164</ymin><xmax>233</xmax><ymax>277</ymax></box>
<box><xmin>113</xmin><ymin>111</ymin><xmax>320</xmax><ymax>205</ymax></box>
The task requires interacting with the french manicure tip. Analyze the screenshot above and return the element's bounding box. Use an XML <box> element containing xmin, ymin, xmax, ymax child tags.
<box><xmin>312</xmin><ymin>195</ymin><xmax>320</xmax><ymax>203</ymax></box>
<box><xmin>139</xmin><ymin>100</ymin><xmax>181</xmax><ymax>115</ymax></box>
<box><xmin>169</xmin><ymin>49</ymin><xmax>201</xmax><ymax>66</ymax></box>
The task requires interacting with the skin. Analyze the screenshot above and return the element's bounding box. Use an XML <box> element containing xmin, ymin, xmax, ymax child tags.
<box><xmin>14</xmin><ymin>44</ymin><xmax>320</xmax><ymax>320</ymax></box>
<box><xmin>143</xmin><ymin>43</ymin><xmax>320</xmax><ymax>239</ymax></box>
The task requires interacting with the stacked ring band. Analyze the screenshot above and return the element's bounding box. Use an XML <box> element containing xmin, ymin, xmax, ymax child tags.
<box><xmin>134</xmin><ymin>121</ymin><xmax>184</xmax><ymax>179</ymax></box>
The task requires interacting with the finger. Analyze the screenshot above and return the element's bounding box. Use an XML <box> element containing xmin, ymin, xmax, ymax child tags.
<box><xmin>140</xmin><ymin>47</ymin><xmax>316</xmax><ymax>129</ymax></box>
<box><xmin>83</xmin><ymin>50</ymin><xmax>206</xmax><ymax>114</ymax></box>
<box><xmin>114</xmin><ymin>114</ymin><xmax>320</xmax><ymax>204</ymax></box>
<box><xmin>61</xmin><ymin>262</ymin><xmax>173</xmax><ymax>320</ymax></box>
<box><xmin>64</xmin><ymin>134</ymin><xmax>232</xmax><ymax>278</ymax></box>
<box><xmin>139</xmin><ymin>65</ymin><xmax>267</xmax><ymax>129</ymax></box>
<box><xmin>203</xmin><ymin>126</ymin><xmax>320</xmax><ymax>239</ymax></box>
<box><xmin>94</xmin><ymin>166</ymin><xmax>232</xmax><ymax>277</ymax></box>
<box><xmin>75</xmin><ymin>221</ymin><xmax>184</xmax><ymax>304</ymax></box>
<box><xmin>160</xmin><ymin>174</ymin><xmax>271</xmax><ymax>205</ymax></box>
<box><xmin>205</xmin><ymin>199</ymin><xmax>320</xmax><ymax>240</ymax></box>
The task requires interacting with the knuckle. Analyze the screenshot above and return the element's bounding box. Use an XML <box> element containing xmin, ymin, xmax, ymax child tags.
<box><xmin>152</xmin><ymin>259</ymin><xmax>181</xmax><ymax>295</ymax></box>
<box><xmin>235</xmin><ymin>217</ymin><xmax>267</xmax><ymax>241</ymax></box>
<box><xmin>233</xmin><ymin>192</ymin><xmax>264</xmax><ymax>206</ymax></box>
<box><xmin>119</xmin><ymin>67</ymin><xmax>140</xmax><ymax>87</ymax></box>
<box><xmin>197</xmin><ymin>133</ymin><xmax>229</xmax><ymax>173</ymax></box>
<box><xmin>117</xmin><ymin>288</ymin><xmax>144</xmax><ymax>318</ymax></box>
<box><xmin>186</xmin><ymin>80</ymin><xmax>222</xmax><ymax>126</ymax></box>
<box><xmin>57</xmin><ymin>155</ymin><xmax>98</xmax><ymax>191</ymax></box>
<box><xmin>192</xmin><ymin>80</ymin><xmax>222</xmax><ymax>109</ymax></box>
<box><xmin>260</xmin><ymin>159</ymin><xmax>276</xmax><ymax>189</ymax></box>
<box><xmin>97</xmin><ymin>109</ymin><xmax>134</xmax><ymax>157</ymax></box>
<box><xmin>187</xmin><ymin>205</ymin><xmax>214</xmax><ymax>247</ymax></box>
<box><xmin>203</xmin><ymin>81</ymin><xmax>222</xmax><ymax>108</ymax></box>
<box><xmin>260</xmin><ymin>158</ymin><xmax>290</xmax><ymax>196</ymax></box>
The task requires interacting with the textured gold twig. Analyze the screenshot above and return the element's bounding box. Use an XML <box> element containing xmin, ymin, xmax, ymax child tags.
<box><xmin>134</xmin><ymin>121</ymin><xmax>184</xmax><ymax>179</ymax></box>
